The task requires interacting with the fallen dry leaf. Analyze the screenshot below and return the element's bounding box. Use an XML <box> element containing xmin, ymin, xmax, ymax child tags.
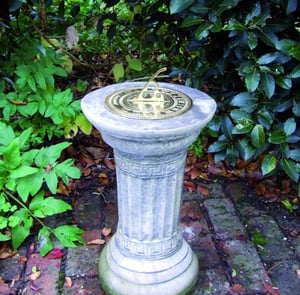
<box><xmin>197</xmin><ymin>185</ymin><xmax>209</xmax><ymax>196</ymax></box>
<box><xmin>104</xmin><ymin>158</ymin><xmax>116</xmax><ymax>170</ymax></box>
<box><xmin>101</xmin><ymin>227</ymin><xmax>112</xmax><ymax>237</ymax></box>
<box><xmin>0</xmin><ymin>249</ymin><xmax>17</xmax><ymax>259</ymax></box>
<box><xmin>263</xmin><ymin>282</ymin><xmax>281</xmax><ymax>295</ymax></box>
<box><xmin>87</xmin><ymin>239</ymin><xmax>106</xmax><ymax>245</ymax></box>
<box><xmin>255</xmin><ymin>182</ymin><xmax>266</xmax><ymax>196</ymax></box>
<box><xmin>190</xmin><ymin>167</ymin><xmax>201</xmax><ymax>180</ymax></box>
<box><xmin>29</xmin><ymin>271</ymin><xmax>41</xmax><ymax>281</ymax></box>
<box><xmin>184</xmin><ymin>181</ymin><xmax>196</xmax><ymax>193</ymax></box>
<box><xmin>65</xmin><ymin>276</ymin><xmax>73</xmax><ymax>288</ymax></box>
<box><xmin>230</xmin><ymin>283</ymin><xmax>245</xmax><ymax>293</ymax></box>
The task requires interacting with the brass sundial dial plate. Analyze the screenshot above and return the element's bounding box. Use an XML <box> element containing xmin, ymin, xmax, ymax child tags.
<box><xmin>104</xmin><ymin>86</ymin><xmax>192</xmax><ymax>120</ymax></box>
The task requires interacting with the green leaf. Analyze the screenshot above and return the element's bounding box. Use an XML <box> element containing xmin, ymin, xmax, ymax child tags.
<box><xmin>208</xmin><ymin>141</ymin><xmax>228</xmax><ymax>153</ymax></box>
<box><xmin>53</xmin><ymin>225</ymin><xmax>85</xmax><ymax>248</ymax></box>
<box><xmin>232</xmin><ymin>121</ymin><xmax>253</xmax><ymax>134</ymax></box>
<box><xmin>195</xmin><ymin>22</ymin><xmax>213</xmax><ymax>40</ymax></box>
<box><xmin>10</xmin><ymin>166</ymin><xmax>39</xmax><ymax>178</ymax></box>
<box><xmin>251</xmin><ymin>125</ymin><xmax>265</xmax><ymax>148</ymax></box>
<box><xmin>293</xmin><ymin>102</ymin><xmax>300</xmax><ymax>116</ymax></box>
<box><xmin>0</xmin><ymin>232</ymin><xmax>11</xmax><ymax>241</ymax></box>
<box><xmin>220</xmin><ymin>116</ymin><xmax>234</xmax><ymax>139</ymax></box>
<box><xmin>269</xmin><ymin>129</ymin><xmax>286</xmax><ymax>144</ymax></box>
<box><xmin>275</xmin><ymin>76</ymin><xmax>292</xmax><ymax>89</ymax></box>
<box><xmin>75</xmin><ymin>113</ymin><xmax>92</xmax><ymax>135</ymax></box>
<box><xmin>231</xmin><ymin>92</ymin><xmax>258</xmax><ymax>112</ymax></box>
<box><xmin>290</xmin><ymin>64</ymin><xmax>300</xmax><ymax>78</ymax></box>
<box><xmin>260</xmin><ymin>73</ymin><xmax>275</xmax><ymax>98</ymax></box>
<box><xmin>180</xmin><ymin>17</ymin><xmax>204</xmax><ymax>28</ymax></box>
<box><xmin>283</xmin><ymin>0</ymin><xmax>298</xmax><ymax>14</ymax></box>
<box><xmin>289</xmin><ymin>149</ymin><xmax>300</xmax><ymax>161</ymax></box>
<box><xmin>226</xmin><ymin>145</ymin><xmax>239</xmax><ymax>164</ymax></box>
<box><xmin>11</xmin><ymin>208</ymin><xmax>33</xmax><ymax>249</ymax></box>
<box><xmin>257</xmin><ymin>53</ymin><xmax>278</xmax><ymax>65</ymax></box>
<box><xmin>283</xmin><ymin>117</ymin><xmax>296</xmax><ymax>136</ymax></box>
<box><xmin>30</xmin><ymin>192</ymin><xmax>72</xmax><ymax>218</ymax></box>
<box><xmin>3</xmin><ymin>139</ymin><xmax>21</xmax><ymax>170</ymax></box>
<box><xmin>238</xmin><ymin>138</ymin><xmax>256</xmax><ymax>161</ymax></box>
<box><xmin>261</xmin><ymin>154</ymin><xmax>277</xmax><ymax>175</ymax></box>
<box><xmin>257</xmin><ymin>110</ymin><xmax>273</xmax><ymax>129</ymax></box>
<box><xmin>169</xmin><ymin>0</ymin><xmax>194</xmax><ymax>14</ymax></box>
<box><xmin>34</xmin><ymin>71</ymin><xmax>47</xmax><ymax>90</ymax></box>
<box><xmin>282</xmin><ymin>159</ymin><xmax>299</xmax><ymax>182</ymax></box>
<box><xmin>45</xmin><ymin>170</ymin><xmax>58</xmax><ymax>194</ymax></box>
<box><xmin>245</xmin><ymin>69</ymin><xmax>260</xmax><ymax>92</ymax></box>
<box><xmin>125</xmin><ymin>55</ymin><xmax>142</xmax><ymax>71</ymax></box>
<box><xmin>38</xmin><ymin>227</ymin><xmax>53</xmax><ymax>256</ymax></box>
<box><xmin>112</xmin><ymin>63</ymin><xmax>125</xmax><ymax>82</ymax></box>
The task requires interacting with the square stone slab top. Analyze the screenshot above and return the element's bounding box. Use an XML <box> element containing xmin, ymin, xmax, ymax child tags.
<box><xmin>81</xmin><ymin>82</ymin><xmax>216</xmax><ymax>140</ymax></box>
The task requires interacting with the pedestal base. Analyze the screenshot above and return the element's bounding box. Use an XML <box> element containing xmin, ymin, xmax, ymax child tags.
<box><xmin>99</xmin><ymin>236</ymin><xmax>199</xmax><ymax>295</ymax></box>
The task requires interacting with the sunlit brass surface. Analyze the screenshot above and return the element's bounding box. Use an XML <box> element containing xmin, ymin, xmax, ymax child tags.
<box><xmin>104</xmin><ymin>85</ymin><xmax>192</xmax><ymax>119</ymax></box>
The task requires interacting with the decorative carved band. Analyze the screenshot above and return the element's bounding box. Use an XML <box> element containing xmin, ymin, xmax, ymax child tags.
<box><xmin>116</xmin><ymin>234</ymin><xmax>182</xmax><ymax>258</ymax></box>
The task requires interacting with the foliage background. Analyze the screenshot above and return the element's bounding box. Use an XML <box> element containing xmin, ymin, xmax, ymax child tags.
<box><xmin>0</xmin><ymin>0</ymin><xmax>299</xmax><ymax>252</ymax></box>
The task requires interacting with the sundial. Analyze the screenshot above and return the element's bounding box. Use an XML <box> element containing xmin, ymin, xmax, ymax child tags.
<box><xmin>104</xmin><ymin>68</ymin><xmax>192</xmax><ymax>119</ymax></box>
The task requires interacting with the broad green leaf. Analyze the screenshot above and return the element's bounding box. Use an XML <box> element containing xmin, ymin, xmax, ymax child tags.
<box><xmin>260</xmin><ymin>73</ymin><xmax>275</xmax><ymax>98</ymax></box>
<box><xmin>75</xmin><ymin>113</ymin><xmax>92</xmax><ymax>135</ymax></box>
<box><xmin>230</xmin><ymin>109</ymin><xmax>252</xmax><ymax>122</ymax></box>
<box><xmin>283</xmin><ymin>117</ymin><xmax>296</xmax><ymax>136</ymax></box>
<box><xmin>238</xmin><ymin>138</ymin><xmax>256</xmax><ymax>161</ymax></box>
<box><xmin>34</xmin><ymin>71</ymin><xmax>47</xmax><ymax>90</ymax></box>
<box><xmin>169</xmin><ymin>0</ymin><xmax>193</xmax><ymax>14</ymax></box>
<box><xmin>269</xmin><ymin>129</ymin><xmax>286</xmax><ymax>144</ymax></box>
<box><xmin>30</xmin><ymin>193</ymin><xmax>72</xmax><ymax>218</ymax></box>
<box><xmin>11</xmin><ymin>209</ymin><xmax>33</xmax><ymax>249</ymax></box>
<box><xmin>257</xmin><ymin>53</ymin><xmax>278</xmax><ymax>65</ymax></box>
<box><xmin>261</xmin><ymin>154</ymin><xmax>277</xmax><ymax>175</ymax></box>
<box><xmin>18</xmin><ymin>128</ymin><xmax>33</xmax><ymax>150</ymax></box>
<box><xmin>195</xmin><ymin>23</ymin><xmax>213</xmax><ymax>40</ymax></box>
<box><xmin>245</xmin><ymin>69</ymin><xmax>260</xmax><ymax>92</ymax></box>
<box><xmin>27</xmin><ymin>76</ymin><xmax>37</xmax><ymax>92</ymax></box>
<box><xmin>38</xmin><ymin>227</ymin><xmax>53</xmax><ymax>256</ymax></box>
<box><xmin>289</xmin><ymin>149</ymin><xmax>300</xmax><ymax>161</ymax></box>
<box><xmin>220</xmin><ymin>115</ymin><xmax>234</xmax><ymax>139</ymax></box>
<box><xmin>45</xmin><ymin>170</ymin><xmax>58</xmax><ymax>194</ymax></box>
<box><xmin>284</xmin><ymin>0</ymin><xmax>298</xmax><ymax>14</ymax></box>
<box><xmin>55</xmin><ymin>159</ymin><xmax>80</xmax><ymax>182</ymax></box>
<box><xmin>125</xmin><ymin>55</ymin><xmax>142</xmax><ymax>71</ymax></box>
<box><xmin>275</xmin><ymin>76</ymin><xmax>292</xmax><ymax>89</ymax></box>
<box><xmin>112</xmin><ymin>63</ymin><xmax>124</xmax><ymax>82</ymax></box>
<box><xmin>16</xmin><ymin>172</ymin><xmax>44</xmax><ymax>202</ymax></box>
<box><xmin>53</xmin><ymin>225</ymin><xmax>85</xmax><ymax>248</ymax></box>
<box><xmin>10</xmin><ymin>166</ymin><xmax>39</xmax><ymax>178</ymax></box>
<box><xmin>293</xmin><ymin>102</ymin><xmax>300</xmax><ymax>116</ymax></box>
<box><xmin>0</xmin><ymin>124</ymin><xmax>15</xmax><ymax>147</ymax></box>
<box><xmin>0</xmin><ymin>232</ymin><xmax>10</xmax><ymax>241</ymax></box>
<box><xmin>231</xmin><ymin>92</ymin><xmax>258</xmax><ymax>112</ymax></box>
<box><xmin>3</xmin><ymin>139</ymin><xmax>21</xmax><ymax>170</ymax></box>
<box><xmin>226</xmin><ymin>145</ymin><xmax>239</xmax><ymax>164</ymax></box>
<box><xmin>257</xmin><ymin>110</ymin><xmax>273</xmax><ymax>129</ymax></box>
<box><xmin>232</xmin><ymin>122</ymin><xmax>253</xmax><ymax>134</ymax></box>
<box><xmin>248</xmin><ymin>31</ymin><xmax>257</xmax><ymax>50</ymax></box>
<box><xmin>251</xmin><ymin>124</ymin><xmax>265</xmax><ymax>148</ymax></box>
<box><xmin>223</xmin><ymin>18</ymin><xmax>245</xmax><ymax>31</ymax></box>
<box><xmin>180</xmin><ymin>17</ymin><xmax>204</xmax><ymax>28</ymax></box>
<box><xmin>290</xmin><ymin>64</ymin><xmax>300</xmax><ymax>78</ymax></box>
<box><xmin>282</xmin><ymin>159</ymin><xmax>299</xmax><ymax>182</ymax></box>
<box><xmin>208</xmin><ymin>141</ymin><xmax>228</xmax><ymax>153</ymax></box>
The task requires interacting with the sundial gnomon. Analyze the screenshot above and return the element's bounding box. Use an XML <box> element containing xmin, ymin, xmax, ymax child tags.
<box><xmin>105</xmin><ymin>68</ymin><xmax>192</xmax><ymax>119</ymax></box>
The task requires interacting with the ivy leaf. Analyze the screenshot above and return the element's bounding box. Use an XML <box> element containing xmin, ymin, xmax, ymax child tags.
<box><xmin>261</xmin><ymin>154</ymin><xmax>277</xmax><ymax>175</ymax></box>
<box><xmin>53</xmin><ymin>225</ymin><xmax>85</xmax><ymax>248</ymax></box>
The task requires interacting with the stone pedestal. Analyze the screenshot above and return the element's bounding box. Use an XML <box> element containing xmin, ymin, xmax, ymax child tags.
<box><xmin>81</xmin><ymin>82</ymin><xmax>216</xmax><ymax>295</ymax></box>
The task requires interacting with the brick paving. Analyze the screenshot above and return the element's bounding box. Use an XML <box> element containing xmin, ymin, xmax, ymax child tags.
<box><xmin>1</xmin><ymin>180</ymin><xmax>300</xmax><ymax>294</ymax></box>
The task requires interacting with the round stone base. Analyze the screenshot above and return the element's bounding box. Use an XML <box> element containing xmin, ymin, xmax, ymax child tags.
<box><xmin>98</xmin><ymin>236</ymin><xmax>199</xmax><ymax>295</ymax></box>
